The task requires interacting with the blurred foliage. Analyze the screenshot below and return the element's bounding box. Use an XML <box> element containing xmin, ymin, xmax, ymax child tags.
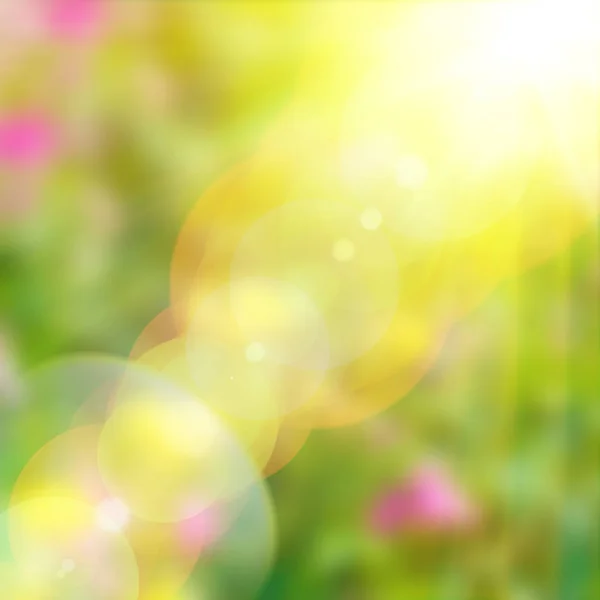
<box><xmin>262</xmin><ymin>228</ymin><xmax>599</xmax><ymax>600</ymax></box>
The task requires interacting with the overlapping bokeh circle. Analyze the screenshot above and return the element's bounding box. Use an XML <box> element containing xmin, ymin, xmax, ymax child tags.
<box><xmin>2</xmin><ymin>1</ymin><xmax>598</xmax><ymax>597</ymax></box>
<box><xmin>0</xmin><ymin>357</ymin><xmax>275</xmax><ymax>600</ymax></box>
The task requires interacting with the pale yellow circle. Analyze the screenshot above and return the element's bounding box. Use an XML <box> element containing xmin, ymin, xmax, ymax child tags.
<box><xmin>132</xmin><ymin>337</ymin><xmax>280</xmax><ymax>472</ymax></box>
<box><xmin>245</xmin><ymin>342</ymin><xmax>266</xmax><ymax>363</ymax></box>
<box><xmin>359</xmin><ymin>207</ymin><xmax>383</xmax><ymax>231</ymax></box>
<box><xmin>332</xmin><ymin>238</ymin><xmax>355</xmax><ymax>262</ymax></box>
<box><xmin>98</xmin><ymin>393</ymin><xmax>256</xmax><ymax>523</ymax></box>
<box><xmin>232</xmin><ymin>200</ymin><xmax>399</xmax><ymax>368</ymax></box>
<box><xmin>186</xmin><ymin>279</ymin><xmax>328</xmax><ymax>420</ymax></box>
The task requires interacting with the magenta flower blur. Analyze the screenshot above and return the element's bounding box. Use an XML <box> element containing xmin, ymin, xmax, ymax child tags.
<box><xmin>369</xmin><ymin>463</ymin><xmax>478</xmax><ymax>535</ymax></box>
<box><xmin>0</xmin><ymin>113</ymin><xmax>57</xmax><ymax>169</ymax></box>
<box><xmin>45</xmin><ymin>0</ymin><xmax>103</xmax><ymax>40</ymax></box>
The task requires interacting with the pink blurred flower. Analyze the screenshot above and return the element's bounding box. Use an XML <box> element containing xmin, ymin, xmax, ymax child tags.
<box><xmin>0</xmin><ymin>112</ymin><xmax>57</xmax><ymax>169</ymax></box>
<box><xmin>369</xmin><ymin>463</ymin><xmax>478</xmax><ymax>535</ymax></box>
<box><xmin>0</xmin><ymin>2</ymin><xmax>42</xmax><ymax>43</ymax></box>
<box><xmin>44</xmin><ymin>0</ymin><xmax>103</xmax><ymax>40</ymax></box>
<box><xmin>177</xmin><ymin>507</ymin><xmax>224</xmax><ymax>556</ymax></box>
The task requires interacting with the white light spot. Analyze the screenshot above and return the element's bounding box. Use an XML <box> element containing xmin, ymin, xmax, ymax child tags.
<box><xmin>396</xmin><ymin>155</ymin><xmax>429</xmax><ymax>190</ymax></box>
<box><xmin>360</xmin><ymin>208</ymin><xmax>382</xmax><ymax>231</ymax></box>
<box><xmin>97</xmin><ymin>497</ymin><xmax>130</xmax><ymax>532</ymax></box>
<box><xmin>61</xmin><ymin>558</ymin><xmax>75</xmax><ymax>573</ymax></box>
<box><xmin>332</xmin><ymin>239</ymin><xmax>355</xmax><ymax>262</ymax></box>
<box><xmin>56</xmin><ymin>557</ymin><xmax>76</xmax><ymax>579</ymax></box>
<box><xmin>245</xmin><ymin>342</ymin><xmax>266</xmax><ymax>363</ymax></box>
